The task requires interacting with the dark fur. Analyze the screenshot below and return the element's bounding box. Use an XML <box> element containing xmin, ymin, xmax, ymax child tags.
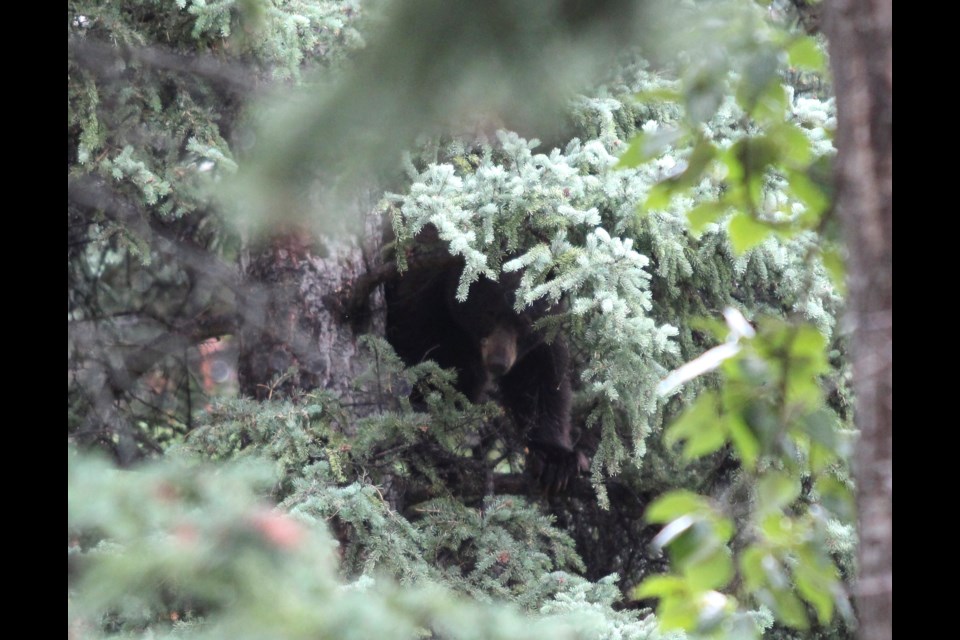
<box><xmin>384</xmin><ymin>241</ymin><xmax>586</xmax><ymax>491</ymax></box>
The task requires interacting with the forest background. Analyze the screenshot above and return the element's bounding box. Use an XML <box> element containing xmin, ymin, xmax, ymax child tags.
<box><xmin>67</xmin><ymin>1</ymin><xmax>891</xmax><ymax>639</ymax></box>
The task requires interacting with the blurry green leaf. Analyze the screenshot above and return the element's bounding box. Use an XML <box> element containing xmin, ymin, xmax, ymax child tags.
<box><xmin>687</xmin><ymin>201</ymin><xmax>728</xmax><ymax>234</ymax></box>
<box><xmin>685</xmin><ymin>138</ymin><xmax>719</xmax><ymax>184</ymax></box>
<box><xmin>757</xmin><ymin>472</ymin><xmax>800</xmax><ymax>512</ymax></box>
<box><xmin>760</xmin><ymin>513</ymin><xmax>796</xmax><ymax>545</ymax></box>
<box><xmin>788</xmin><ymin>325</ymin><xmax>828</xmax><ymax>375</ymax></box>
<box><xmin>822</xmin><ymin>246</ymin><xmax>846</xmax><ymax>294</ymax></box>
<box><xmin>772</xmin><ymin>123</ymin><xmax>813</xmax><ymax>167</ymax></box>
<box><xmin>727</xmin><ymin>414</ymin><xmax>759</xmax><ymax>470</ymax></box>
<box><xmin>728</xmin><ymin>213</ymin><xmax>771</xmax><ymax>254</ymax></box>
<box><xmin>645</xmin><ymin>182</ymin><xmax>673</xmax><ymax>210</ymax></box>
<box><xmin>795</xmin><ymin>555</ymin><xmax>837</xmax><ymax>623</ymax></box>
<box><xmin>659</xmin><ymin>595</ymin><xmax>701</xmax><ymax>631</ymax></box>
<box><xmin>713</xmin><ymin>517</ymin><xmax>735</xmax><ymax>544</ymax></box>
<box><xmin>742</xmin><ymin>401</ymin><xmax>779</xmax><ymax>449</ymax></box>
<box><xmin>787</xmin><ymin>170</ymin><xmax>829</xmax><ymax>222</ymax></box>
<box><xmin>695</xmin><ymin>590</ymin><xmax>731</xmax><ymax>632</ymax></box>
<box><xmin>647</xmin><ymin>490</ymin><xmax>710</xmax><ymax>523</ymax></box>
<box><xmin>648</xmin><ymin>138</ymin><xmax>718</xmax><ymax>211</ymax></box>
<box><xmin>814</xmin><ymin>476</ymin><xmax>855</xmax><ymax>520</ymax></box>
<box><xmin>685</xmin><ymin>547</ymin><xmax>733</xmax><ymax>591</ymax></box>
<box><xmin>752</xmin><ymin>82</ymin><xmax>789</xmax><ymax>125</ymax></box>
<box><xmin>736</xmin><ymin>51</ymin><xmax>779</xmax><ymax>115</ymax></box>
<box><xmin>632</xmin><ymin>575</ymin><xmax>686</xmax><ymax>599</ymax></box>
<box><xmin>687</xmin><ymin>76</ymin><xmax>725</xmax><ymax>123</ymax></box>
<box><xmin>616</xmin><ymin>128</ymin><xmax>685</xmax><ymax>168</ymax></box>
<box><xmin>617</xmin><ymin>137</ymin><xmax>649</xmax><ymax>169</ymax></box>
<box><xmin>803</xmin><ymin>409</ymin><xmax>839</xmax><ymax>450</ymax></box>
<box><xmin>749</xmin><ymin>182</ymin><xmax>768</xmax><ymax>215</ymax></box>
<box><xmin>720</xmin><ymin>145</ymin><xmax>744</xmax><ymax>183</ymax></box>
<box><xmin>740</xmin><ymin>547</ymin><xmax>767</xmax><ymax>591</ymax></box>
<box><xmin>689</xmin><ymin>317</ymin><xmax>731</xmax><ymax>342</ymax></box>
<box><xmin>735</xmin><ymin>137</ymin><xmax>779</xmax><ymax>176</ymax></box>
<box><xmin>665</xmin><ymin>392</ymin><xmax>727</xmax><ymax>459</ymax></box>
<box><xmin>787</xmin><ymin>37</ymin><xmax>826</xmax><ymax>72</ymax></box>
<box><xmin>808</xmin><ymin>442</ymin><xmax>835</xmax><ymax>474</ymax></box>
<box><xmin>770</xmin><ymin>588</ymin><xmax>810</xmax><ymax>629</ymax></box>
<box><xmin>661</xmin><ymin>522</ymin><xmax>704</xmax><ymax>563</ymax></box>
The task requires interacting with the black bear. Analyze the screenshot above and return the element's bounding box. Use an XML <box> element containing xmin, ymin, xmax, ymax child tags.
<box><xmin>384</xmin><ymin>231</ymin><xmax>587</xmax><ymax>492</ymax></box>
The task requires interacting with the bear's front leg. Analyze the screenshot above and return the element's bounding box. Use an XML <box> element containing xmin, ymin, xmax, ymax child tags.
<box><xmin>500</xmin><ymin>340</ymin><xmax>588</xmax><ymax>493</ymax></box>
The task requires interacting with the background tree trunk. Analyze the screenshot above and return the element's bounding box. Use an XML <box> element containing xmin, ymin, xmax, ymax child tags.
<box><xmin>236</xmin><ymin>195</ymin><xmax>390</xmax><ymax>427</ymax></box>
<box><xmin>823</xmin><ymin>2</ymin><xmax>892</xmax><ymax>638</ymax></box>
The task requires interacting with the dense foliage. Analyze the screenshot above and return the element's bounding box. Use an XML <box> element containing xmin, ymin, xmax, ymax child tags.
<box><xmin>68</xmin><ymin>1</ymin><xmax>860</xmax><ymax>638</ymax></box>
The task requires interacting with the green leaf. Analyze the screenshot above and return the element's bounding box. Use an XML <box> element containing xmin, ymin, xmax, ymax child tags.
<box><xmin>770</xmin><ymin>589</ymin><xmax>810</xmax><ymax>629</ymax></box>
<box><xmin>808</xmin><ymin>442</ymin><xmax>836</xmax><ymax>474</ymax></box>
<box><xmin>814</xmin><ymin>476</ymin><xmax>855</xmax><ymax>521</ymax></box>
<box><xmin>741</xmin><ymin>401</ymin><xmax>779</xmax><ymax>449</ymax></box>
<box><xmin>687</xmin><ymin>75</ymin><xmax>725</xmax><ymax>123</ymax></box>
<box><xmin>648</xmin><ymin>138</ymin><xmax>718</xmax><ymax>210</ymax></box>
<box><xmin>695</xmin><ymin>590</ymin><xmax>731</xmax><ymax>632</ymax></box>
<box><xmin>659</xmin><ymin>595</ymin><xmax>701</xmax><ymax>631</ymax></box>
<box><xmin>665</xmin><ymin>392</ymin><xmax>727</xmax><ymax>459</ymax></box>
<box><xmin>803</xmin><ymin>408</ymin><xmax>839</xmax><ymax>451</ymax></box>
<box><xmin>682</xmin><ymin>423</ymin><xmax>727</xmax><ymax>460</ymax></box>
<box><xmin>645</xmin><ymin>182</ymin><xmax>673</xmax><ymax>210</ymax></box>
<box><xmin>685</xmin><ymin>547</ymin><xmax>734</xmax><ymax>591</ymax></box>
<box><xmin>757</xmin><ymin>472</ymin><xmax>801</xmax><ymax>513</ymax></box>
<box><xmin>713</xmin><ymin>517</ymin><xmax>735</xmax><ymax>544</ymax></box>
<box><xmin>740</xmin><ymin>547</ymin><xmax>767</xmax><ymax>591</ymax></box>
<box><xmin>795</xmin><ymin>555</ymin><xmax>837</xmax><ymax>624</ymax></box>
<box><xmin>760</xmin><ymin>513</ymin><xmax>796</xmax><ymax>545</ymax></box>
<box><xmin>662</xmin><ymin>522</ymin><xmax>707</xmax><ymax>562</ymax></box>
<box><xmin>736</xmin><ymin>51</ymin><xmax>780</xmax><ymax>115</ymax></box>
<box><xmin>736</xmin><ymin>137</ymin><xmax>779</xmax><ymax>177</ymax></box>
<box><xmin>771</xmin><ymin>123</ymin><xmax>813</xmax><ymax>167</ymax></box>
<box><xmin>728</xmin><ymin>213</ymin><xmax>771</xmax><ymax>254</ymax></box>
<box><xmin>727</xmin><ymin>414</ymin><xmax>759</xmax><ymax>470</ymax></box>
<box><xmin>720</xmin><ymin>145</ymin><xmax>744</xmax><ymax>184</ymax></box>
<box><xmin>752</xmin><ymin>82</ymin><xmax>789</xmax><ymax>125</ymax></box>
<box><xmin>616</xmin><ymin>128</ymin><xmax>685</xmax><ymax>168</ymax></box>
<box><xmin>616</xmin><ymin>140</ymin><xmax>647</xmax><ymax>169</ymax></box>
<box><xmin>822</xmin><ymin>246</ymin><xmax>846</xmax><ymax>294</ymax></box>
<box><xmin>689</xmin><ymin>317</ymin><xmax>730</xmax><ymax>342</ymax></box>
<box><xmin>787</xmin><ymin>325</ymin><xmax>828</xmax><ymax>376</ymax></box>
<box><xmin>684</xmin><ymin>138</ymin><xmax>719</xmax><ymax>184</ymax></box>
<box><xmin>686</xmin><ymin>201</ymin><xmax>728</xmax><ymax>234</ymax></box>
<box><xmin>787</xmin><ymin>170</ymin><xmax>829</xmax><ymax>222</ymax></box>
<box><xmin>646</xmin><ymin>490</ymin><xmax>710</xmax><ymax>523</ymax></box>
<box><xmin>787</xmin><ymin>37</ymin><xmax>826</xmax><ymax>72</ymax></box>
<box><xmin>632</xmin><ymin>575</ymin><xmax>686</xmax><ymax>599</ymax></box>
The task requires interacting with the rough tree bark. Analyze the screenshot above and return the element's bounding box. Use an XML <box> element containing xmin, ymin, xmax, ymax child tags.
<box><xmin>823</xmin><ymin>1</ymin><xmax>892</xmax><ymax>638</ymax></box>
<box><xmin>236</xmin><ymin>195</ymin><xmax>391</xmax><ymax>425</ymax></box>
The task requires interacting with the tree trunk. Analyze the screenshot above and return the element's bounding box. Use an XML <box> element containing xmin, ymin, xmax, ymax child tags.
<box><xmin>823</xmin><ymin>2</ymin><xmax>892</xmax><ymax>638</ymax></box>
<box><xmin>236</xmin><ymin>196</ymin><xmax>390</xmax><ymax>427</ymax></box>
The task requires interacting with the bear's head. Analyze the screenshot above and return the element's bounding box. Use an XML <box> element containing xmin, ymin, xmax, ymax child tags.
<box><xmin>445</xmin><ymin>270</ymin><xmax>550</xmax><ymax>379</ymax></box>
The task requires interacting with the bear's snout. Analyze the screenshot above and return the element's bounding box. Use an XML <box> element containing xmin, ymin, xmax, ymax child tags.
<box><xmin>480</xmin><ymin>326</ymin><xmax>518</xmax><ymax>377</ymax></box>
